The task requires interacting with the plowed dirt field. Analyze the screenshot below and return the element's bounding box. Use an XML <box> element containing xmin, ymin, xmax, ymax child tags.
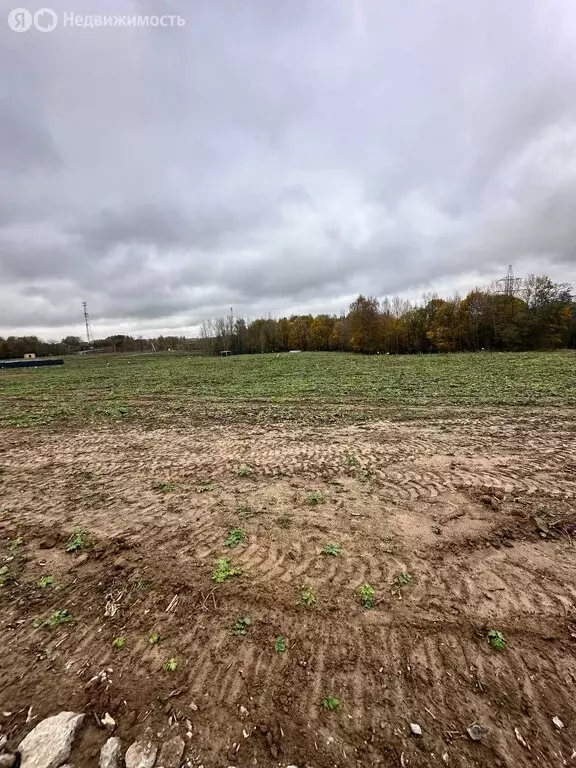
<box><xmin>2</xmin><ymin>392</ymin><xmax>576</xmax><ymax>766</ymax></box>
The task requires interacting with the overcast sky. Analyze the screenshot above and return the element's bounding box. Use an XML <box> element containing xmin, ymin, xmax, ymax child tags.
<box><xmin>1</xmin><ymin>0</ymin><xmax>576</xmax><ymax>340</ymax></box>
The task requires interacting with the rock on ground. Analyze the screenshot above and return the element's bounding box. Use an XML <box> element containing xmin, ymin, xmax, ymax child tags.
<box><xmin>124</xmin><ymin>730</ymin><xmax>157</xmax><ymax>768</ymax></box>
<box><xmin>156</xmin><ymin>735</ymin><xmax>185</xmax><ymax>768</ymax></box>
<box><xmin>99</xmin><ymin>737</ymin><xmax>122</xmax><ymax>768</ymax></box>
<box><xmin>19</xmin><ymin>712</ymin><xmax>84</xmax><ymax>768</ymax></box>
<box><xmin>410</xmin><ymin>723</ymin><xmax>422</xmax><ymax>737</ymax></box>
<box><xmin>467</xmin><ymin>724</ymin><xmax>488</xmax><ymax>741</ymax></box>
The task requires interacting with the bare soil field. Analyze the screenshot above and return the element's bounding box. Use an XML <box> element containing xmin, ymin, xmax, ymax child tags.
<box><xmin>1</xmin><ymin>402</ymin><xmax>576</xmax><ymax>767</ymax></box>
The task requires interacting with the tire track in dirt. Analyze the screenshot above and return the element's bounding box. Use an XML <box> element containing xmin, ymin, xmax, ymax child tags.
<box><xmin>410</xmin><ymin>546</ymin><xmax>576</xmax><ymax>622</ymax></box>
<box><xmin>230</xmin><ymin>537</ymin><xmax>402</xmax><ymax>592</ymax></box>
<box><xmin>186</xmin><ymin>630</ymin><xmax>231</xmax><ymax>695</ymax></box>
<box><xmin>4</xmin><ymin>419</ymin><xmax>576</xmax><ymax>504</ymax></box>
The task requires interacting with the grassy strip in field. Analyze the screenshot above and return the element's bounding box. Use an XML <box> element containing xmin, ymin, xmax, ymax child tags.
<box><xmin>0</xmin><ymin>350</ymin><xmax>575</xmax><ymax>428</ymax></box>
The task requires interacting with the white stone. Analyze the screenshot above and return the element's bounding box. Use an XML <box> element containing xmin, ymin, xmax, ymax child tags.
<box><xmin>552</xmin><ymin>716</ymin><xmax>564</xmax><ymax>730</ymax></box>
<box><xmin>514</xmin><ymin>727</ymin><xmax>529</xmax><ymax>750</ymax></box>
<box><xmin>99</xmin><ymin>736</ymin><xmax>122</xmax><ymax>768</ymax></box>
<box><xmin>125</xmin><ymin>731</ymin><xmax>158</xmax><ymax>768</ymax></box>
<box><xmin>19</xmin><ymin>711</ymin><xmax>84</xmax><ymax>768</ymax></box>
<box><xmin>101</xmin><ymin>713</ymin><xmax>116</xmax><ymax>730</ymax></box>
<box><xmin>156</xmin><ymin>735</ymin><xmax>185</xmax><ymax>768</ymax></box>
<box><xmin>410</xmin><ymin>723</ymin><xmax>422</xmax><ymax>737</ymax></box>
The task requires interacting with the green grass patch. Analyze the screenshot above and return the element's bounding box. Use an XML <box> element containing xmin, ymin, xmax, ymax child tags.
<box><xmin>2</xmin><ymin>351</ymin><xmax>572</xmax><ymax>430</ymax></box>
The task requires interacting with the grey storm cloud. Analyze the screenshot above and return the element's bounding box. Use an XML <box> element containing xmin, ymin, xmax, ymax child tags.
<box><xmin>1</xmin><ymin>0</ymin><xmax>576</xmax><ymax>338</ymax></box>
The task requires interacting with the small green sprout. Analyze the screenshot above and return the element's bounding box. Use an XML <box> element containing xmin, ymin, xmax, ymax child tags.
<box><xmin>212</xmin><ymin>558</ymin><xmax>242</xmax><ymax>583</ymax></box>
<box><xmin>148</xmin><ymin>633</ymin><xmax>160</xmax><ymax>645</ymax></box>
<box><xmin>225</xmin><ymin>528</ymin><xmax>245</xmax><ymax>548</ymax></box>
<box><xmin>164</xmin><ymin>658</ymin><xmax>178</xmax><ymax>672</ymax></box>
<box><xmin>236</xmin><ymin>465</ymin><xmax>253</xmax><ymax>477</ymax></box>
<box><xmin>321</xmin><ymin>696</ymin><xmax>340</xmax><ymax>711</ymax></box>
<box><xmin>48</xmin><ymin>610</ymin><xmax>72</xmax><ymax>628</ymax></box>
<box><xmin>0</xmin><ymin>566</ymin><xmax>14</xmax><ymax>586</ymax></box>
<box><xmin>34</xmin><ymin>609</ymin><xmax>73</xmax><ymax>629</ymax></box>
<box><xmin>488</xmin><ymin>629</ymin><xmax>506</xmax><ymax>650</ymax></box>
<box><xmin>232</xmin><ymin>617</ymin><xmax>251</xmax><ymax>636</ymax></box>
<box><xmin>394</xmin><ymin>572</ymin><xmax>412</xmax><ymax>588</ymax></box>
<box><xmin>112</xmin><ymin>636</ymin><xmax>126</xmax><ymax>649</ymax></box>
<box><xmin>274</xmin><ymin>636</ymin><xmax>287</xmax><ymax>654</ymax></box>
<box><xmin>38</xmin><ymin>575</ymin><xmax>54</xmax><ymax>588</ymax></box>
<box><xmin>300</xmin><ymin>587</ymin><xmax>316</xmax><ymax>606</ymax></box>
<box><xmin>152</xmin><ymin>482</ymin><xmax>176</xmax><ymax>493</ymax></box>
<box><xmin>66</xmin><ymin>531</ymin><xmax>86</xmax><ymax>552</ymax></box>
<box><xmin>357</xmin><ymin>583</ymin><xmax>375</xmax><ymax>608</ymax></box>
<box><xmin>322</xmin><ymin>543</ymin><xmax>341</xmax><ymax>556</ymax></box>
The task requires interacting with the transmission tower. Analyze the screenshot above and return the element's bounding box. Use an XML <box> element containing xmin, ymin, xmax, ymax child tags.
<box><xmin>82</xmin><ymin>300</ymin><xmax>94</xmax><ymax>345</ymax></box>
<box><xmin>495</xmin><ymin>265</ymin><xmax>524</xmax><ymax>297</ymax></box>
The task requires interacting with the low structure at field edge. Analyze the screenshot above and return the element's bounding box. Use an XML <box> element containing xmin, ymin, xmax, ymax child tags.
<box><xmin>0</xmin><ymin>357</ymin><xmax>64</xmax><ymax>370</ymax></box>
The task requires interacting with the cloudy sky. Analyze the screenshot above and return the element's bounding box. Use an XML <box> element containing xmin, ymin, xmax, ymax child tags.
<box><xmin>1</xmin><ymin>0</ymin><xmax>576</xmax><ymax>340</ymax></box>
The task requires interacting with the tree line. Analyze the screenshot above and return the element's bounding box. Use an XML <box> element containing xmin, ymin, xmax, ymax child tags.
<box><xmin>202</xmin><ymin>274</ymin><xmax>575</xmax><ymax>355</ymax></box>
<box><xmin>0</xmin><ymin>334</ymin><xmax>201</xmax><ymax>359</ymax></box>
<box><xmin>0</xmin><ymin>273</ymin><xmax>574</xmax><ymax>360</ymax></box>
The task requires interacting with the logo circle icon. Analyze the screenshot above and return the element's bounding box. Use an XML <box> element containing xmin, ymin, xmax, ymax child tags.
<box><xmin>8</xmin><ymin>7</ymin><xmax>32</xmax><ymax>31</ymax></box>
<box><xmin>34</xmin><ymin>7</ymin><xmax>57</xmax><ymax>31</ymax></box>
